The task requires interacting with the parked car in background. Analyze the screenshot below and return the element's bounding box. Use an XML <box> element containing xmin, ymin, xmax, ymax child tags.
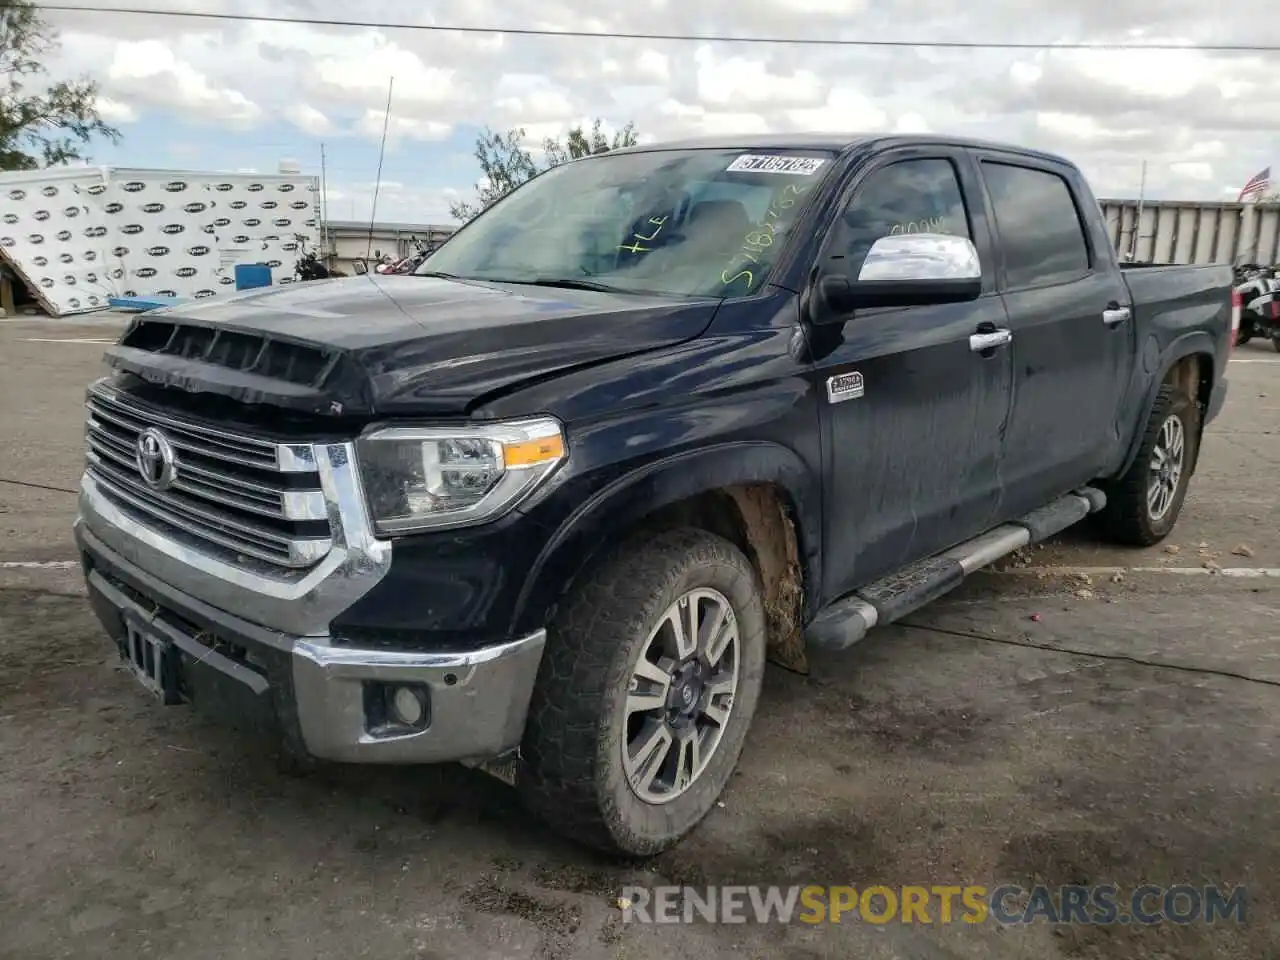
<box><xmin>75</xmin><ymin>133</ymin><xmax>1234</xmax><ymax>857</ymax></box>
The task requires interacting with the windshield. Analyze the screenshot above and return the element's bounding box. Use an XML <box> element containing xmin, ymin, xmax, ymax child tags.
<box><xmin>419</xmin><ymin>148</ymin><xmax>837</xmax><ymax>298</ymax></box>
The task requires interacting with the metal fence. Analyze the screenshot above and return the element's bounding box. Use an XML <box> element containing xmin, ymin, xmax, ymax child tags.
<box><xmin>321</xmin><ymin>219</ymin><xmax>457</xmax><ymax>272</ymax></box>
<box><xmin>1100</xmin><ymin>199</ymin><xmax>1280</xmax><ymax>266</ymax></box>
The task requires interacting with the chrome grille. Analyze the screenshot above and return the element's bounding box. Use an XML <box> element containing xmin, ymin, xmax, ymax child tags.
<box><xmin>84</xmin><ymin>385</ymin><xmax>333</xmax><ymax>569</ymax></box>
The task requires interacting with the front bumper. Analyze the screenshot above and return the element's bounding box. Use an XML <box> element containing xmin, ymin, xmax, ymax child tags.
<box><xmin>75</xmin><ymin>518</ymin><xmax>546</xmax><ymax>765</ymax></box>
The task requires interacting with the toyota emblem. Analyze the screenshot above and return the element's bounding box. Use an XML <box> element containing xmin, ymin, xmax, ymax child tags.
<box><xmin>135</xmin><ymin>428</ymin><xmax>177</xmax><ymax>490</ymax></box>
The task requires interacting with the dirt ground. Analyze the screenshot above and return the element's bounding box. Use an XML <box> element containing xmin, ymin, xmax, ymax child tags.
<box><xmin>1</xmin><ymin>318</ymin><xmax>1278</xmax><ymax>959</ymax></box>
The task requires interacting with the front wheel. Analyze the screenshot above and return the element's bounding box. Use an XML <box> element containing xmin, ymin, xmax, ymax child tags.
<box><xmin>1096</xmin><ymin>383</ymin><xmax>1200</xmax><ymax>545</ymax></box>
<box><xmin>518</xmin><ymin>528</ymin><xmax>767</xmax><ymax>856</ymax></box>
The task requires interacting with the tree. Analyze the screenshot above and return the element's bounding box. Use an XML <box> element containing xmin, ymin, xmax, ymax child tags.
<box><xmin>1</xmin><ymin>0</ymin><xmax>121</xmax><ymax>170</ymax></box>
<box><xmin>449</xmin><ymin>117</ymin><xmax>639</xmax><ymax>222</ymax></box>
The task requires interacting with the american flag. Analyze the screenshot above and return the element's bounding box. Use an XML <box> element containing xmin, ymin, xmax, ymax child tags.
<box><xmin>1237</xmin><ymin>166</ymin><xmax>1271</xmax><ymax>202</ymax></box>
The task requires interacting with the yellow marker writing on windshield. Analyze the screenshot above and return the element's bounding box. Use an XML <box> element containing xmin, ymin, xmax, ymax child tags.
<box><xmin>889</xmin><ymin>216</ymin><xmax>946</xmax><ymax>235</ymax></box>
<box><xmin>633</xmin><ymin>217</ymin><xmax>666</xmax><ymax>242</ymax></box>
<box><xmin>619</xmin><ymin>216</ymin><xmax>668</xmax><ymax>254</ymax></box>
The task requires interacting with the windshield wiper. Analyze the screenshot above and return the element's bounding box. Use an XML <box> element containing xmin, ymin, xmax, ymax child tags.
<box><xmin>415</xmin><ymin>270</ymin><xmax>464</xmax><ymax>280</ymax></box>
<box><xmin>495</xmin><ymin>277</ymin><xmax>639</xmax><ymax>295</ymax></box>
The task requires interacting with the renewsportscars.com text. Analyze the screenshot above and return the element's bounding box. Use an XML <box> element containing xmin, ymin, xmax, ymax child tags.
<box><xmin>619</xmin><ymin>884</ymin><xmax>1248</xmax><ymax>926</ymax></box>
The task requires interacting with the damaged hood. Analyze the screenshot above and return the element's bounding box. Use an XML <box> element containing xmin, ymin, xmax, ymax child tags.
<box><xmin>105</xmin><ymin>274</ymin><xmax>721</xmax><ymax>416</ymax></box>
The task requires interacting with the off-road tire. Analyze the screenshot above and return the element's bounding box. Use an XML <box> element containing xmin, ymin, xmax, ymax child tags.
<box><xmin>517</xmin><ymin>527</ymin><xmax>767</xmax><ymax>857</ymax></box>
<box><xmin>1272</xmin><ymin>333</ymin><xmax>1280</xmax><ymax>353</ymax></box>
<box><xmin>1097</xmin><ymin>383</ymin><xmax>1200</xmax><ymax>546</ymax></box>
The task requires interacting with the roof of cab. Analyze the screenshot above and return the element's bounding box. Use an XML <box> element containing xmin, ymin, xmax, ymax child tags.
<box><xmin>606</xmin><ymin>133</ymin><xmax>1076</xmax><ymax>168</ymax></box>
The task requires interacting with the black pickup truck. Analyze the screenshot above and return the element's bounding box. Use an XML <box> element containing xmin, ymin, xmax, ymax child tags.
<box><xmin>75</xmin><ymin>134</ymin><xmax>1235</xmax><ymax>856</ymax></box>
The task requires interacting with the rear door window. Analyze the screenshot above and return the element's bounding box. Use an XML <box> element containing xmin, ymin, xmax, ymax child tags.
<box><xmin>980</xmin><ymin>162</ymin><xmax>1091</xmax><ymax>289</ymax></box>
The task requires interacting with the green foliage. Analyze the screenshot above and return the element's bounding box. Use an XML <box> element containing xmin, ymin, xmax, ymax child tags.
<box><xmin>449</xmin><ymin>117</ymin><xmax>639</xmax><ymax>222</ymax></box>
<box><xmin>0</xmin><ymin>0</ymin><xmax>121</xmax><ymax>170</ymax></box>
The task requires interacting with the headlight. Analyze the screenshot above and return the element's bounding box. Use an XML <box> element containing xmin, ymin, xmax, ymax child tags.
<box><xmin>356</xmin><ymin>417</ymin><xmax>567</xmax><ymax>535</ymax></box>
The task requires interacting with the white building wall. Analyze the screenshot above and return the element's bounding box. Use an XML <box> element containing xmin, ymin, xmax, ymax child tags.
<box><xmin>0</xmin><ymin>166</ymin><xmax>320</xmax><ymax>316</ymax></box>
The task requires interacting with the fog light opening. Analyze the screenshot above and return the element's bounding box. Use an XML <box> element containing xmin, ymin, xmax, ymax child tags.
<box><xmin>363</xmin><ymin>681</ymin><xmax>431</xmax><ymax>736</ymax></box>
<box><xmin>390</xmin><ymin>685</ymin><xmax>427</xmax><ymax>727</ymax></box>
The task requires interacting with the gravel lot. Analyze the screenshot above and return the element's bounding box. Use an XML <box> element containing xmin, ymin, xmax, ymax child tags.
<box><xmin>2</xmin><ymin>317</ymin><xmax>1277</xmax><ymax>960</ymax></box>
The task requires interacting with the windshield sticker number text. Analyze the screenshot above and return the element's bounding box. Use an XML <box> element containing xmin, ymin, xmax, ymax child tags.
<box><xmin>726</xmin><ymin>155</ymin><xmax>828</xmax><ymax>176</ymax></box>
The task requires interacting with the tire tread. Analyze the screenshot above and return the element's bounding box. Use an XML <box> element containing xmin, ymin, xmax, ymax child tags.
<box><xmin>1097</xmin><ymin>383</ymin><xmax>1198</xmax><ymax>546</ymax></box>
<box><xmin>518</xmin><ymin>527</ymin><xmax>762</xmax><ymax>855</ymax></box>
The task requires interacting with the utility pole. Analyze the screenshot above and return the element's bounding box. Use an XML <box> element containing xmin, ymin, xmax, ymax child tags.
<box><xmin>367</xmin><ymin>75</ymin><xmax>395</xmax><ymax>262</ymax></box>
<box><xmin>319</xmin><ymin>142</ymin><xmax>330</xmax><ymax>262</ymax></box>
<box><xmin>1129</xmin><ymin>160</ymin><xmax>1147</xmax><ymax>262</ymax></box>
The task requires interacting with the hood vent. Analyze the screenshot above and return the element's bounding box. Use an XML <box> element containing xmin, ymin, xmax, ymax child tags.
<box><xmin>120</xmin><ymin>318</ymin><xmax>338</xmax><ymax>389</ymax></box>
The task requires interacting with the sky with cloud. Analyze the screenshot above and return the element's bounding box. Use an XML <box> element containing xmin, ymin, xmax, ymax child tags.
<box><xmin>29</xmin><ymin>0</ymin><xmax>1280</xmax><ymax>225</ymax></box>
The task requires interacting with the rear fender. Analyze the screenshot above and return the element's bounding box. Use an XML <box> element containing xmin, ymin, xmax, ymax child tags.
<box><xmin>510</xmin><ymin>441</ymin><xmax>821</xmax><ymax>641</ymax></box>
<box><xmin>1116</xmin><ymin>331</ymin><xmax>1217</xmax><ymax>478</ymax></box>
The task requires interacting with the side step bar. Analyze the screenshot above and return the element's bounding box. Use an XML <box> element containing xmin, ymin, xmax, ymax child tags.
<box><xmin>805</xmin><ymin>487</ymin><xmax>1106</xmax><ymax>652</ymax></box>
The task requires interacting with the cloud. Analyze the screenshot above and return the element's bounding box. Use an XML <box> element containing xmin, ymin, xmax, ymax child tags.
<box><xmin>30</xmin><ymin>0</ymin><xmax>1280</xmax><ymax>208</ymax></box>
<box><xmin>284</xmin><ymin>103</ymin><xmax>334</xmax><ymax>137</ymax></box>
<box><xmin>693</xmin><ymin>45</ymin><xmax>825</xmax><ymax>109</ymax></box>
<box><xmin>104</xmin><ymin>38</ymin><xmax>264</xmax><ymax>127</ymax></box>
<box><xmin>353</xmin><ymin>109</ymin><xmax>453</xmax><ymax>142</ymax></box>
<box><xmin>786</xmin><ymin>88</ymin><xmax>889</xmax><ymax>133</ymax></box>
<box><xmin>94</xmin><ymin>96</ymin><xmax>138</xmax><ymax>124</ymax></box>
<box><xmin>322</xmin><ymin>181</ymin><xmax>464</xmax><ymax>223</ymax></box>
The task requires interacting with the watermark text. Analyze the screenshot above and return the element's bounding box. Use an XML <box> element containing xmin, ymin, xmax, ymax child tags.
<box><xmin>618</xmin><ymin>884</ymin><xmax>1248</xmax><ymax>926</ymax></box>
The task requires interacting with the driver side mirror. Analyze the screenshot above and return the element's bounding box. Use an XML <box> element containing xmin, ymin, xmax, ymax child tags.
<box><xmin>813</xmin><ymin>233</ymin><xmax>982</xmax><ymax>320</ymax></box>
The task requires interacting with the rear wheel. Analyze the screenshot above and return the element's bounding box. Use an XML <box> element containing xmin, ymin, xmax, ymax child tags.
<box><xmin>517</xmin><ymin>528</ymin><xmax>767</xmax><ymax>856</ymax></box>
<box><xmin>1097</xmin><ymin>383</ymin><xmax>1200</xmax><ymax>546</ymax></box>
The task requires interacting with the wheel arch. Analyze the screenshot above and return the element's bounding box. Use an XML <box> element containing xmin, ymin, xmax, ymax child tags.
<box><xmin>1116</xmin><ymin>335</ymin><xmax>1215</xmax><ymax>479</ymax></box>
<box><xmin>511</xmin><ymin>442</ymin><xmax>821</xmax><ymax>673</ymax></box>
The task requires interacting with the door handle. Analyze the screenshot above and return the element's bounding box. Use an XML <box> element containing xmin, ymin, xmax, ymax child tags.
<box><xmin>1102</xmin><ymin>306</ymin><xmax>1131</xmax><ymax>326</ymax></box>
<box><xmin>969</xmin><ymin>329</ymin><xmax>1012</xmax><ymax>352</ymax></box>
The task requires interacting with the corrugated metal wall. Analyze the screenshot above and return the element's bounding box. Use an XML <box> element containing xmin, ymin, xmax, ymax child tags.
<box><xmin>322</xmin><ymin>220</ymin><xmax>455</xmax><ymax>271</ymax></box>
<box><xmin>1100</xmin><ymin>199</ymin><xmax>1280</xmax><ymax>265</ymax></box>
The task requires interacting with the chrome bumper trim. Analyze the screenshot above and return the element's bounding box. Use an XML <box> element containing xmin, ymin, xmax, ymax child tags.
<box><xmin>292</xmin><ymin>631</ymin><xmax>547</xmax><ymax>764</ymax></box>
<box><xmin>76</xmin><ymin>440</ymin><xmax>392</xmax><ymax>638</ymax></box>
<box><xmin>78</xmin><ymin>520</ymin><xmax>546</xmax><ymax>767</ymax></box>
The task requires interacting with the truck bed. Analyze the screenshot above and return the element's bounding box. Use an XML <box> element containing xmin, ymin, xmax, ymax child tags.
<box><xmin>1121</xmin><ymin>261</ymin><xmax>1234</xmax><ymax>316</ymax></box>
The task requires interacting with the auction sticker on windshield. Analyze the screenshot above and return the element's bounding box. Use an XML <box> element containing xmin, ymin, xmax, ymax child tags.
<box><xmin>726</xmin><ymin>155</ymin><xmax>829</xmax><ymax>175</ymax></box>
